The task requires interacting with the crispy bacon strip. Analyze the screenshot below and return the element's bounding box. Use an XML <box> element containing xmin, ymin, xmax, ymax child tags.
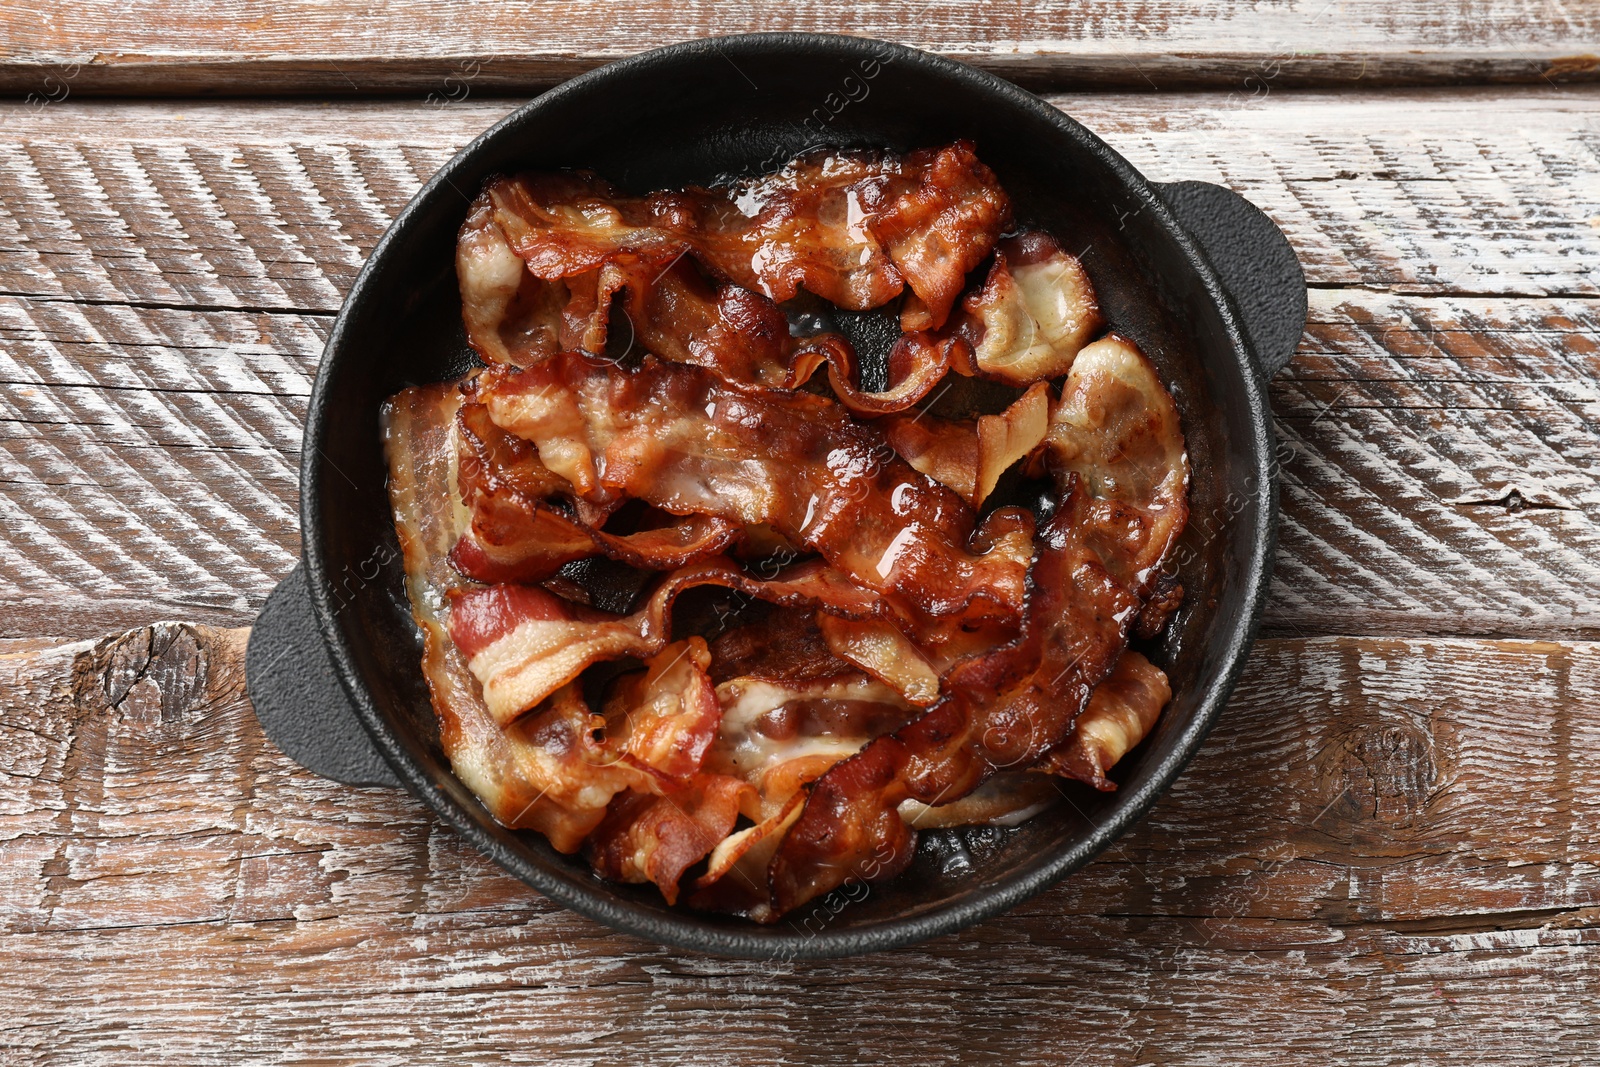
<box><xmin>455</xmin><ymin>395</ymin><xmax>572</xmax><ymax>501</ymax></box>
<box><xmin>1038</xmin><ymin>649</ymin><xmax>1172</xmax><ymax>791</ymax></box>
<box><xmin>473</xmin><ymin>353</ymin><xmax>1033</xmax><ymax>622</ymax></box>
<box><xmin>471</xmin><ymin>142</ymin><xmax>1008</xmax><ymax>330</ymax></box>
<box><xmin>768</xmin><ymin>336</ymin><xmax>1187</xmax><ymax>915</ymax></box>
<box><xmin>449</xmin><ymin>582</ymin><xmax>661</xmax><ymax>728</ymax></box>
<box><xmin>706</xmin><ymin>672</ymin><xmax>920</xmax><ymax>804</ymax></box>
<box><xmin>596</xmin><ymin>613</ymin><xmax>924</xmax><ymax>912</ymax></box>
<box><xmin>949</xmin><ymin>231</ymin><xmax>1102</xmax><ymax>385</ymax></box>
<box><xmin>489</xmin><ymin>639</ymin><xmax>723</xmax><ymax>858</ymax></box>
<box><xmin>686</xmin><ymin>792</ymin><xmax>805</xmax><ymax>921</ymax></box>
<box><xmin>605</xmin><ymin>253</ymin><xmax>794</xmax><ymax>384</ymax></box>
<box><xmin>600</xmin><ymin>637</ymin><xmax>722</xmax><ymax>782</ymax></box>
<box><xmin>459</xmin><ymin>231</ymin><xmax>970</xmax><ymax>417</ymax></box>
<box><xmin>691</xmin><ymin>634</ymin><xmax>922</xmax><ymax>919</ymax></box>
<box><xmin>815</xmin><ymin>330</ymin><xmax>957</xmax><ymax>416</ymax></box>
<box><xmin>1046</xmin><ymin>334</ymin><xmax>1190</xmax><ymax>612</ymax></box>
<box><xmin>486</xmin><ymin>684</ymin><xmax>635</xmax><ymax>852</ymax></box>
<box><xmin>451</xmin><ymin>503</ymin><xmax>738</xmax><ymax>583</ymax></box>
<box><xmin>584</xmin><ymin>773</ymin><xmax>754</xmax><ymax>905</ymax></box>
<box><xmin>453</xmin><ymin>399</ymin><xmax>740</xmax><ymax>581</ymax></box>
<box><xmin>814</xmin><ymin>613</ymin><xmax>942</xmax><ymax>707</ymax></box>
<box><xmin>385</xmin><ymin>385</ymin><xmax>723</xmax><ymax>851</ymax></box>
<box><xmin>810</xmin><ymin>604</ymin><xmax>1017</xmax><ymax>710</ymax></box>
<box><xmin>386</xmin><ymin>382</ymin><xmax>606</xmax><ymax>849</ymax></box>
<box><xmin>898</xmin><ymin>772</ymin><xmax>1059</xmax><ymax>829</ymax></box>
<box><xmin>870</xmin><ymin>145</ymin><xmax>1015</xmax><ymax>333</ymax></box>
<box><xmin>882</xmin><ymin>381</ymin><xmax>1051</xmax><ymax>507</ymax></box>
<box><xmin>706</xmin><ymin>607</ymin><xmax>859</xmax><ymax>686</ymax></box>
<box><xmin>448</xmin><ymin>554</ymin><xmax>897</xmax><ymax>726</ymax></box>
<box><xmin>457</xmin><ymin>194</ymin><xmax>568</xmax><ymax>366</ymax></box>
<box><xmin>766</xmin><ymin>494</ymin><xmax>1127</xmax><ymax>911</ymax></box>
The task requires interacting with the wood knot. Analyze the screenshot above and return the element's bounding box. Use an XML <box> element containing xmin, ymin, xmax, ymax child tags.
<box><xmin>75</xmin><ymin>622</ymin><xmax>245</xmax><ymax>733</ymax></box>
<box><xmin>1318</xmin><ymin>720</ymin><xmax>1438</xmax><ymax>828</ymax></box>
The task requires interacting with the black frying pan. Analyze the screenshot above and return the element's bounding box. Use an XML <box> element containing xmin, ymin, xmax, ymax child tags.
<box><xmin>245</xmin><ymin>33</ymin><xmax>1305</xmax><ymax>959</ymax></box>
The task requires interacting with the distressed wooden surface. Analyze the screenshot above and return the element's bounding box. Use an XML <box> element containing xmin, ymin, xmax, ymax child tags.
<box><xmin>1</xmin><ymin>0</ymin><xmax>1598</xmax><ymax>95</ymax></box>
<box><xmin>1</xmin><ymin>73</ymin><xmax>1598</xmax><ymax>1064</ymax></box>
<box><xmin>2</xmin><ymin>625</ymin><xmax>1596</xmax><ymax>1063</ymax></box>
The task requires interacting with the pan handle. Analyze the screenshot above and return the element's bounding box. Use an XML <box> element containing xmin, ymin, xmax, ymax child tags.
<box><xmin>1155</xmin><ymin>180</ymin><xmax>1307</xmax><ymax>378</ymax></box>
<box><xmin>245</xmin><ymin>563</ymin><xmax>401</xmax><ymax>788</ymax></box>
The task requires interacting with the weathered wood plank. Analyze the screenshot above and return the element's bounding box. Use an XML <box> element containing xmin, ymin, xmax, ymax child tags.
<box><xmin>2</xmin><ymin>1</ymin><xmax>1597</xmax><ymax>96</ymax></box>
<box><xmin>3</xmin><ymin>89</ymin><xmax>1598</xmax><ymax>311</ymax></box>
<box><xmin>1071</xmin><ymin>87</ymin><xmax>1600</xmax><ymax>300</ymax></box>
<box><xmin>2</xmin><ymin>626</ymin><xmax>1596</xmax><ymax>1063</ymax></box>
<box><xmin>1273</xmin><ymin>289</ymin><xmax>1600</xmax><ymax>638</ymax></box>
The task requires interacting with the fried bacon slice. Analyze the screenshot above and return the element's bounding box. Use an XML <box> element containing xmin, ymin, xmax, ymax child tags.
<box><xmin>1046</xmin><ymin>334</ymin><xmax>1191</xmax><ymax>594</ymax></box>
<box><xmin>690</xmin><ymin>617</ymin><xmax>924</xmax><ymax>919</ymax></box>
<box><xmin>385</xmin><ymin>385</ymin><xmax>717</xmax><ymax>851</ymax></box>
<box><xmin>452</xmin><ymin>398</ymin><xmax>740</xmax><ymax>582</ymax></box>
<box><xmin>949</xmin><ymin>231</ymin><xmax>1102</xmax><ymax>385</ymax></box>
<box><xmin>767</xmin><ymin>336</ymin><xmax>1188</xmax><ymax>914</ymax></box>
<box><xmin>898</xmin><ymin>772</ymin><xmax>1060</xmax><ymax>829</ymax></box>
<box><xmin>814</xmin><ymin>330</ymin><xmax>960</xmax><ymax>417</ymax></box>
<box><xmin>457</xmin><ymin>193</ymin><xmax>568</xmax><ymax>366</ymax></box>
<box><xmin>599</xmin><ymin>637</ymin><xmax>722</xmax><ymax>782</ymax></box>
<box><xmin>449</xmin><ymin>582</ymin><xmax>663</xmax><ymax>728</ymax></box>
<box><xmin>451</xmin><ymin>500</ymin><xmax>738</xmax><ymax>584</ymax></box>
<box><xmin>455</xmin><ymin>394</ymin><xmax>572</xmax><ymax>503</ymax></box>
<box><xmin>706</xmin><ymin>606</ymin><xmax>858</xmax><ymax>686</ymax></box>
<box><xmin>447</xmin><ymin>554</ymin><xmax>901</xmax><ymax>726</ymax></box>
<box><xmin>707</xmin><ymin>672</ymin><xmax>921</xmax><ymax>804</ymax></box>
<box><xmin>596</xmin><ymin>610</ymin><xmax>931</xmax><ymax>915</ymax></box>
<box><xmin>814</xmin><ymin>614</ymin><xmax>942</xmax><ymax>708</ymax></box>
<box><xmin>385</xmin><ymin>381</ymin><xmax>611</xmax><ymax>850</ymax></box>
<box><xmin>881</xmin><ymin>380</ymin><xmax>1051</xmax><ymax>508</ymax></box>
<box><xmin>871</xmin><ymin>145</ymin><xmax>1016</xmax><ymax>333</ymax></box>
<box><xmin>565</xmin><ymin>251</ymin><xmax>843</xmax><ymax>395</ymax></box>
<box><xmin>766</xmin><ymin>492</ymin><xmax>1129</xmax><ymax>910</ymax></box>
<box><xmin>686</xmin><ymin>792</ymin><xmax>806</xmax><ymax>921</ymax></box>
<box><xmin>1039</xmin><ymin>648</ymin><xmax>1172</xmax><ymax>791</ymax></box>
<box><xmin>812</xmin><ymin>604</ymin><xmax>1025</xmax><ymax>709</ymax></box>
<box><xmin>472</xmin><ymin>353</ymin><xmax>1033</xmax><ymax>622</ymax></box>
<box><xmin>468</xmin><ymin>142</ymin><xmax>1008</xmax><ymax>330</ymax></box>
<box><xmin>490</xmin><ymin>638</ymin><xmax>722</xmax><ymax>859</ymax></box>
<box><xmin>584</xmin><ymin>772</ymin><xmax>753</xmax><ymax>905</ymax></box>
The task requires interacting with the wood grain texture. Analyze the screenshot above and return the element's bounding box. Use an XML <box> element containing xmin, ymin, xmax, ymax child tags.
<box><xmin>0</xmin><ymin>89</ymin><xmax>1596</xmax><ymax>640</ymax></box>
<box><xmin>1</xmin><ymin>1</ymin><xmax>1598</xmax><ymax>95</ymax></box>
<box><xmin>2</xmin><ymin>624</ymin><xmax>1596</xmax><ymax>1063</ymax></box>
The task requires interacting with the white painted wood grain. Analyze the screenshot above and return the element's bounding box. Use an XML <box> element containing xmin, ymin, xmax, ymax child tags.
<box><xmin>1</xmin><ymin>0</ymin><xmax>1596</xmax><ymax>94</ymax></box>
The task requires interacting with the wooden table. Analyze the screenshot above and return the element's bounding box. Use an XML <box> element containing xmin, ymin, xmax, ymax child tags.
<box><xmin>2</xmin><ymin>6</ymin><xmax>1598</xmax><ymax>1063</ymax></box>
